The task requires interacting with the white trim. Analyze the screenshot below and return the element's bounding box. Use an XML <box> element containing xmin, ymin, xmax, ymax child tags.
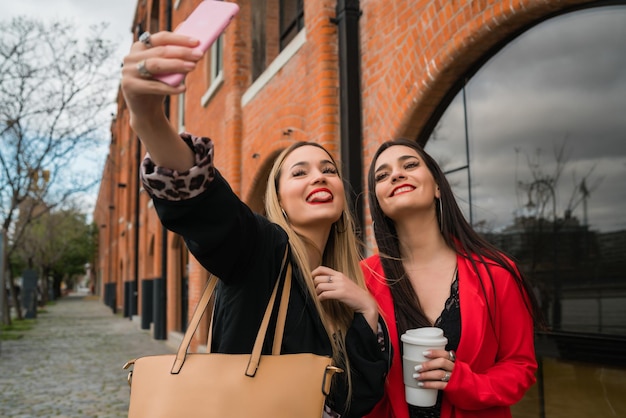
<box><xmin>201</xmin><ymin>71</ymin><xmax>224</xmax><ymax>107</ymax></box>
<box><xmin>201</xmin><ymin>34</ymin><xmax>224</xmax><ymax>106</ymax></box>
<box><xmin>177</xmin><ymin>91</ymin><xmax>186</xmax><ymax>133</ymax></box>
<box><xmin>242</xmin><ymin>29</ymin><xmax>307</xmax><ymax>106</ymax></box>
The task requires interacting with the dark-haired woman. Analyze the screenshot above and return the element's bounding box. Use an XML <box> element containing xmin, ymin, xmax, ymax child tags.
<box><xmin>362</xmin><ymin>138</ymin><xmax>543</xmax><ymax>418</ymax></box>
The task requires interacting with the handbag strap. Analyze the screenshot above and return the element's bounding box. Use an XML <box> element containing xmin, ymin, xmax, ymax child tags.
<box><xmin>246</xmin><ymin>262</ymin><xmax>292</xmax><ymax>376</ymax></box>
<box><xmin>205</xmin><ymin>254</ymin><xmax>291</xmax><ymax>354</ymax></box>
<box><xmin>170</xmin><ymin>275</ymin><xmax>218</xmax><ymax>374</ymax></box>
<box><xmin>171</xmin><ymin>247</ymin><xmax>290</xmax><ymax>375</ymax></box>
<box><xmin>272</xmin><ymin>259</ymin><xmax>291</xmax><ymax>354</ymax></box>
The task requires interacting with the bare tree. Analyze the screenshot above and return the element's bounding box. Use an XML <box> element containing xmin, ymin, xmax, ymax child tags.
<box><xmin>515</xmin><ymin>138</ymin><xmax>603</xmax><ymax>330</ymax></box>
<box><xmin>517</xmin><ymin>138</ymin><xmax>601</xmax><ymax>223</ymax></box>
<box><xmin>0</xmin><ymin>17</ymin><xmax>118</xmax><ymax>324</ymax></box>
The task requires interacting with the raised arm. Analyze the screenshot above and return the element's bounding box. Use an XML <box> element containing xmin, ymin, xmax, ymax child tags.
<box><xmin>120</xmin><ymin>31</ymin><xmax>203</xmax><ymax>171</ymax></box>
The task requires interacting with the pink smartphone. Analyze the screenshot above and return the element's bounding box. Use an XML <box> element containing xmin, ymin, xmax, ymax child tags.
<box><xmin>154</xmin><ymin>1</ymin><xmax>240</xmax><ymax>86</ymax></box>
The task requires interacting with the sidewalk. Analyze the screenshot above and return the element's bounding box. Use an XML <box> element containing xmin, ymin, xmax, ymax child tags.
<box><xmin>0</xmin><ymin>294</ymin><xmax>175</xmax><ymax>418</ymax></box>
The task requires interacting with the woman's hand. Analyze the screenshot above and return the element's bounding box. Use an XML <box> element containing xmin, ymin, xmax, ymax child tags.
<box><xmin>413</xmin><ymin>349</ymin><xmax>456</xmax><ymax>390</ymax></box>
<box><xmin>312</xmin><ymin>266</ymin><xmax>379</xmax><ymax>332</ymax></box>
<box><xmin>121</xmin><ymin>31</ymin><xmax>202</xmax><ymax>120</ymax></box>
<box><xmin>120</xmin><ymin>31</ymin><xmax>202</xmax><ymax>170</ymax></box>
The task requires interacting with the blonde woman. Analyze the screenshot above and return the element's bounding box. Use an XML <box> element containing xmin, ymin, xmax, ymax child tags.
<box><xmin>121</xmin><ymin>31</ymin><xmax>389</xmax><ymax>417</ymax></box>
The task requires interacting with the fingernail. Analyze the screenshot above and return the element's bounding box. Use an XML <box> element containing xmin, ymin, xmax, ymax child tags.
<box><xmin>422</xmin><ymin>350</ymin><xmax>431</xmax><ymax>356</ymax></box>
<box><xmin>417</xmin><ymin>382</ymin><xmax>424</xmax><ymax>387</ymax></box>
<box><xmin>414</xmin><ymin>364</ymin><xmax>423</xmax><ymax>372</ymax></box>
<box><xmin>412</xmin><ymin>373</ymin><xmax>420</xmax><ymax>379</ymax></box>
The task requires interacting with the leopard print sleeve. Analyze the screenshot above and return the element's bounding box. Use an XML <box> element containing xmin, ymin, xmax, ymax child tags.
<box><xmin>140</xmin><ymin>133</ymin><xmax>216</xmax><ymax>201</ymax></box>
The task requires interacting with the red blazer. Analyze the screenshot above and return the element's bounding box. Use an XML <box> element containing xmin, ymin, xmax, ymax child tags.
<box><xmin>361</xmin><ymin>254</ymin><xmax>537</xmax><ymax>418</ymax></box>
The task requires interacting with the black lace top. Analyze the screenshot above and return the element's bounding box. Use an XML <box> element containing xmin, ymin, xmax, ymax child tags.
<box><xmin>407</xmin><ymin>273</ymin><xmax>461</xmax><ymax>418</ymax></box>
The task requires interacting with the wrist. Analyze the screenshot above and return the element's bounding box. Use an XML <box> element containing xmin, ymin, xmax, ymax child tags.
<box><xmin>129</xmin><ymin>108</ymin><xmax>169</xmax><ymax>135</ymax></box>
<box><xmin>360</xmin><ymin>307</ymin><xmax>379</xmax><ymax>333</ymax></box>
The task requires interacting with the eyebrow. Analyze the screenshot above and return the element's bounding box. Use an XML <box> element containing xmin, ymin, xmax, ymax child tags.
<box><xmin>289</xmin><ymin>159</ymin><xmax>335</xmax><ymax>170</ymax></box>
<box><xmin>374</xmin><ymin>154</ymin><xmax>417</xmax><ymax>173</ymax></box>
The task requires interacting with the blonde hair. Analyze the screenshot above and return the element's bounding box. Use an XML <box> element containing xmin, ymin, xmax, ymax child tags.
<box><xmin>264</xmin><ymin>141</ymin><xmax>366</xmax><ymax>404</ymax></box>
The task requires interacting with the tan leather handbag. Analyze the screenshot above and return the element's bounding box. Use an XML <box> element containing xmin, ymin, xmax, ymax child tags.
<box><xmin>123</xmin><ymin>256</ymin><xmax>342</xmax><ymax>418</ymax></box>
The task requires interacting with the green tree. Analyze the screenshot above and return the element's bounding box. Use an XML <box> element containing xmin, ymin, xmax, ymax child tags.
<box><xmin>11</xmin><ymin>208</ymin><xmax>98</xmax><ymax>303</ymax></box>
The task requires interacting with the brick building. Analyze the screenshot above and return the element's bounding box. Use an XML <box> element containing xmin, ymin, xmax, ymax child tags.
<box><xmin>95</xmin><ymin>1</ymin><xmax>626</xmax><ymax>416</ymax></box>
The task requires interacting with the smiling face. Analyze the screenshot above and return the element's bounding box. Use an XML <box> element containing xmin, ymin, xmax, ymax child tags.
<box><xmin>373</xmin><ymin>145</ymin><xmax>440</xmax><ymax>221</ymax></box>
<box><xmin>277</xmin><ymin>145</ymin><xmax>345</xmax><ymax>232</ymax></box>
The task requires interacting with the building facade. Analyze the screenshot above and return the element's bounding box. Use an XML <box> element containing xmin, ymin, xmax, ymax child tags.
<box><xmin>94</xmin><ymin>1</ymin><xmax>626</xmax><ymax>416</ymax></box>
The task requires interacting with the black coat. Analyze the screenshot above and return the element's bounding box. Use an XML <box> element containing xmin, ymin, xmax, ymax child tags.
<box><xmin>146</xmin><ymin>168</ymin><xmax>390</xmax><ymax>417</ymax></box>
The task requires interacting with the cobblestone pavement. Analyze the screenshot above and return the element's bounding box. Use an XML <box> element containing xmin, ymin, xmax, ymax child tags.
<box><xmin>0</xmin><ymin>294</ymin><xmax>175</xmax><ymax>417</ymax></box>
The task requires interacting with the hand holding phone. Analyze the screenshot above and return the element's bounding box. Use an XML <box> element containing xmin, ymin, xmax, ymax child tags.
<box><xmin>154</xmin><ymin>1</ymin><xmax>240</xmax><ymax>86</ymax></box>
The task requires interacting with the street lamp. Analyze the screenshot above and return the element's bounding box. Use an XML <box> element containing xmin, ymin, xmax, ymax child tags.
<box><xmin>525</xmin><ymin>178</ymin><xmax>561</xmax><ymax>330</ymax></box>
<box><xmin>525</xmin><ymin>178</ymin><xmax>557</xmax><ymax>224</ymax></box>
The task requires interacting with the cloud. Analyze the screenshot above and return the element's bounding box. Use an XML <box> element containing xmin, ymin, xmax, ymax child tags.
<box><xmin>2</xmin><ymin>0</ymin><xmax>136</xmax><ymax>60</ymax></box>
<box><xmin>426</xmin><ymin>5</ymin><xmax>626</xmax><ymax>233</ymax></box>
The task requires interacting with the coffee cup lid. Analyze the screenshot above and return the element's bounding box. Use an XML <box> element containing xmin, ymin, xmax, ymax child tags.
<box><xmin>401</xmin><ymin>327</ymin><xmax>448</xmax><ymax>346</ymax></box>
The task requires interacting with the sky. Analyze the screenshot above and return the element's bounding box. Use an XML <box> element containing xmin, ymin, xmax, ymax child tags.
<box><xmin>3</xmin><ymin>0</ymin><xmax>137</xmax><ymax>63</ymax></box>
<box><xmin>3</xmin><ymin>0</ymin><xmax>138</xmax><ymax>107</ymax></box>
<box><xmin>425</xmin><ymin>5</ymin><xmax>626</xmax><ymax>233</ymax></box>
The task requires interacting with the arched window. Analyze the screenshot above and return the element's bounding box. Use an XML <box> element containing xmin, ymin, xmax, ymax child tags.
<box><xmin>423</xmin><ymin>5</ymin><xmax>626</xmax><ymax>416</ymax></box>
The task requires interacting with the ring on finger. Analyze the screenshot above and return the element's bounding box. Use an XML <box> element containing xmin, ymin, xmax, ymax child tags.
<box><xmin>448</xmin><ymin>350</ymin><xmax>456</xmax><ymax>363</ymax></box>
<box><xmin>139</xmin><ymin>31</ymin><xmax>152</xmax><ymax>48</ymax></box>
<box><xmin>442</xmin><ymin>371</ymin><xmax>451</xmax><ymax>382</ymax></box>
<box><xmin>137</xmin><ymin>60</ymin><xmax>152</xmax><ymax>78</ymax></box>
<box><xmin>328</xmin><ymin>275</ymin><xmax>333</xmax><ymax>283</ymax></box>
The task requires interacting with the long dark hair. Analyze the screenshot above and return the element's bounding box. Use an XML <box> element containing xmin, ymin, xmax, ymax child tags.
<box><xmin>367</xmin><ymin>138</ymin><xmax>544</xmax><ymax>336</ymax></box>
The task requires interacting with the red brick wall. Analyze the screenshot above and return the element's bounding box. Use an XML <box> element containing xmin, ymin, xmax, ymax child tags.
<box><xmin>96</xmin><ymin>0</ymin><xmax>595</xmax><ymax>341</ymax></box>
<box><xmin>358</xmin><ymin>0</ymin><xmax>591</xmax><ymax>241</ymax></box>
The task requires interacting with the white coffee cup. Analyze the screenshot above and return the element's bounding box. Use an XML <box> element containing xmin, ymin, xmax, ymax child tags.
<box><xmin>401</xmin><ymin>327</ymin><xmax>448</xmax><ymax>407</ymax></box>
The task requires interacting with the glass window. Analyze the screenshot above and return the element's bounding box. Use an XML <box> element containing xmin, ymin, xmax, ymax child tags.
<box><xmin>212</xmin><ymin>36</ymin><xmax>223</xmax><ymax>81</ymax></box>
<box><xmin>251</xmin><ymin>0</ymin><xmax>268</xmax><ymax>80</ymax></box>
<box><xmin>208</xmin><ymin>1</ymin><xmax>225</xmax><ymax>84</ymax></box>
<box><xmin>280</xmin><ymin>0</ymin><xmax>304</xmax><ymax>50</ymax></box>
<box><xmin>425</xmin><ymin>5</ymin><xmax>626</xmax><ymax>337</ymax></box>
<box><xmin>424</xmin><ymin>6</ymin><xmax>626</xmax><ymax>417</ymax></box>
<box><xmin>251</xmin><ymin>0</ymin><xmax>301</xmax><ymax>81</ymax></box>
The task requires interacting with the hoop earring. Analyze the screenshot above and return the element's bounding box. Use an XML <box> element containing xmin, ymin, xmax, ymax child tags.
<box><xmin>437</xmin><ymin>197</ymin><xmax>443</xmax><ymax>232</ymax></box>
<box><xmin>281</xmin><ymin>208</ymin><xmax>289</xmax><ymax>222</ymax></box>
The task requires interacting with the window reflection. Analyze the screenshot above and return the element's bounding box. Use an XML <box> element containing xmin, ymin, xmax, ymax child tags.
<box><xmin>425</xmin><ymin>6</ymin><xmax>626</xmax><ymax>338</ymax></box>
